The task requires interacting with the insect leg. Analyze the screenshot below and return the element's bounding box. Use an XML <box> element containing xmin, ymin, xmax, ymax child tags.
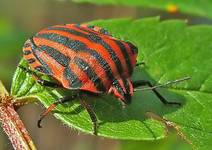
<box><xmin>37</xmin><ymin>95</ymin><xmax>78</xmax><ymax>128</ymax></box>
<box><xmin>19</xmin><ymin>65</ymin><xmax>62</xmax><ymax>88</ymax></box>
<box><xmin>133</xmin><ymin>80</ymin><xmax>181</xmax><ymax>106</ymax></box>
<box><xmin>80</xmin><ymin>99</ymin><xmax>98</xmax><ymax>135</ymax></box>
<box><xmin>136</xmin><ymin>61</ymin><xmax>145</xmax><ymax>67</ymax></box>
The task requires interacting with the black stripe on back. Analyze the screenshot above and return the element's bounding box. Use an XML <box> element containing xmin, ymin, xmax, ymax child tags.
<box><xmin>39</xmin><ymin>45</ymin><xmax>84</xmax><ymax>89</ymax></box>
<box><xmin>112</xmin><ymin>79</ymin><xmax>125</xmax><ymax>97</ymax></box>
<box><xmin>48</xmin><ymin>26</ymin><xmax>110</xmax><ymax>37</ymax></box>
<box><xmin>31</xmin><ymin>41</ymin><xmax>81</xmax><ymax>89</ymax></box>
<box><xmin>35</xmin><ymin>33</ymin><xmax>122</xmax><ymax>91</ymax></box>
<box><xmin>126</xmin><ymin>41</ymin><xmax>138</xmax><ymax>55</ymax></box>
<box><xmin>30</xmin><ymin>38</ymin><xmax>52</xmax><ymax>75</ymax></box>
<box><xmin>39</xmin><ymin>45</ymin><xmax>70</xmax><ymax>67</ymax></box>
<box><xmin>122</xmin><ymin>78</ymin><xmax>130</xmax><ymax>93</ymax></box>
<box><xmin>47</xmin><ymin>26</ymin><xmax>85</xmax><ymax>39</ymax></box>
<box><xmin>87</xmin><ymin>32</ymin><xmax>123</xmax><ymax>75</ymax></box>
<box><xmin>74</xmin><ymin>57</ymin><xmax>106</xmax><ymax>91</ymax></box>
<box><xmin>114</xmin><ymin>40</ymin><xmax>133</xmax><ymax>75</ymax></box>
<box><xmin>122</xmin><ymin>78</ymin><xmax>131</xmax><ymax>104</ymax></box>
<box><xmin>46</xmin><ymin>26</ymin><xmax>124</xmax><ymax>76</ymax></box>
<box><xmin>37</xmin><ymin>31</ymin><xmax>85</xmax><ymax>51</ymax></box>
<box><xmin>64</xmin><ymin>66</ymin><xmax>82</xmax><ymax>89</ymax></box>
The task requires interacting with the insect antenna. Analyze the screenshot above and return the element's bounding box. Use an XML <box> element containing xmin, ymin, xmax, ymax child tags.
<box><xmin>134</xmin><ymin>76</ymin><xmax>191</xmax><ymax>92</ymax></box>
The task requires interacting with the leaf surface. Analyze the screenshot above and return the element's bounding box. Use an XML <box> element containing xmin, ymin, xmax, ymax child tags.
<box><xmin>11</xmin><ymin>17</ymin><xmax>212</xmax><ymax>149</ymax></box>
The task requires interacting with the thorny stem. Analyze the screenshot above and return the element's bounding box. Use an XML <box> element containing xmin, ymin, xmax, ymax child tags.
<box><xmin>0</xmin><ymin>81</ymin><xmax>37</xmax><ymax>150</ymax></box>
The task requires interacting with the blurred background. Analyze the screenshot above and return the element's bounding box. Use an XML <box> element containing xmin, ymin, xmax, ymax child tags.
<box><xmin>0</xmin><ymin>0</ymin><xmax>210</xmax><ymax>149</ymax></box>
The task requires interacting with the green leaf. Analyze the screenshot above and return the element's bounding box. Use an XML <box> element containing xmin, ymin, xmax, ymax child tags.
<box><xmin>121</xmin><ymin>134</ymin><xmax>192</xmax><ymax>150</ymax></box>
<box><xmin>72</xmin><ymin>0</ymin><xmax>212</xmax><ymax>19</ymax></box>
<box><xmin>11</xmin><ymin>17</ymin><xmax>212</xmax><ymax>149</ymax></box>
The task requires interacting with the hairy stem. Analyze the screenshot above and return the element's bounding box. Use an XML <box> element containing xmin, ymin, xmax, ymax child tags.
<box><xmin>0</xmin><ymin>81</ymin><xmax>36</xmax><ymax>150</ymax></box>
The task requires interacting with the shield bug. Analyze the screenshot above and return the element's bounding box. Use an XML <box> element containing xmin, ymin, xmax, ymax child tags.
<box><xmin>21</xmin><ymin>23</ymin><xmax>186</xmax><ymax>135</ymax></box>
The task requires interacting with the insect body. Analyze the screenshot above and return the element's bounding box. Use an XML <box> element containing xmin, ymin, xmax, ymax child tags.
<box><xmin>23</xmin><ymin>23</ymin><xmax>137</xmax><ymax>104</ymax></box>
<box><xmin>22</xmin><ymin>23</ymin><xmax>180</xmax><ymax>135</ymax></box>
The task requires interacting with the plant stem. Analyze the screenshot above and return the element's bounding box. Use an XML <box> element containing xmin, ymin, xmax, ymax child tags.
<box><xmin>0</xmin><ymin>81</ymin><xmax>37</xmax><ymax>150</ymax></box>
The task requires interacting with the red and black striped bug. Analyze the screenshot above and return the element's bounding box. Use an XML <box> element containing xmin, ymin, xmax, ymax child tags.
<box><xmin>21</xmin><ymin>23</ymin><xmax>181</xmax><ymax>135</ymax></box>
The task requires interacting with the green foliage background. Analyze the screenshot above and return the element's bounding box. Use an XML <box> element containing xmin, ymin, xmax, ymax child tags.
<box><xmin>0</xmin><ymin>0</ymin><xmax>212</xmax><ymax>149</ymax></box>
<box><xmin>73</xmin><ymin>0</ymin><xmax>212</xmax><ymax>18</ymax></box>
